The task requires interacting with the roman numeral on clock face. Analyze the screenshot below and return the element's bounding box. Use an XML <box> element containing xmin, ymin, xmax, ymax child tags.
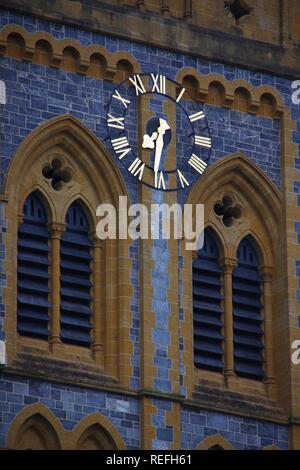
<box><xmin>177</xmin><ymin>169</ymin><xmax>189</xmax><ymax>188</ymax></box>
<box><xmin>176</xmin><ymin>87</ymin><xmax>186</xmax><ymax>103</ymax></box>
<box><xmin>107</xmin><ymin>114</ymin><xmax>125</xmax><ymax>129</ymax></box>
<box><xmin>155</xmin><ymin>171</ymin><xmax>166</xmax><ymax>190</ymax></box>
<box><xmin>195</xmin><ymin>135</ymin><xmax>212</xmax><ymax>148</ymax></box>
<box><xmin>151</xmin><ymin>74</ymin><xmax>166</xmax><ymax>94</ymax></box>
<box><xmin>188</xmin><ymin>154</ymin><xmax>207</xmax><ymax>174</ymax></box>
<box><xmin>129</xmin><ymin>74</ymin><xmax>146</xmax><ymax>96</ymax></box>
<box><xmin>112</xmin><ymin>90</ymin><xmax>130</xmax><ymax>108</ymax></box>
<box><xmin>111</xmin><ymin>136</ymin><xmax>131</xmax><ymax>159</ymax></box>
<box><xmin>128</xmin><ymin>158</ymin><xmax>145</xmax><ymax>181</ymax></box>
<box><xmin>189</xmin><ymin>111</ymin><xmax>205</xmax><ymax>122</ymax></box>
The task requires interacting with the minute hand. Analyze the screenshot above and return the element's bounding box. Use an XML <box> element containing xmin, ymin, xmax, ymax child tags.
<box><xmin>154</xmin><ymin>119</ymin><xmax>170</xmax><ymax>173</ymax></box>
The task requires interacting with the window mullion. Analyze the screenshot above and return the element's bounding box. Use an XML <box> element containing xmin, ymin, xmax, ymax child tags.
<box><xmin>90</xmin><ymin>232</ymin><xmax>104</xmax><ymax>363</ymax></box>
<box><xmin>48</xmin><ymin>222</ymin><xmax>65</xmax><ymax>351</ymax></box>
<box><xmin>222</xmin><ymin>257</ymin><xmax>237</xmax><ymax>379</ymax></box>
<box><xmin>260</xmin><ymin>265</ymin><xmax>276</xmax><ymax>398</ymax></box>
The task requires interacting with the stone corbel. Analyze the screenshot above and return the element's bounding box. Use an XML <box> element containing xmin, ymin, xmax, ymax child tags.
<box><xmin>0</xmin><ymin>39</ymin><xmax>6</xmax><ymax>55</ymax></box>
<box><xmin>223</xmin><ymin>93</ymin><xmax>235</xmax><ymax>109</ymax></box>
<box><xmin>248</xmin><ymin>98</ymin><xmax>261</xmax><ymax>114</ymax></box>
<box><xmin>23</xmin><ymin>45</ymin><xmax>35</xmax><ymax>62</ymax></box>
<box><xmin>78</xmin><ymin>58</ymin><xmax>90</xmax><ymax>75</ymax></box>
<box><xmin>50</xmin><ymin>52</ymin><xmax>63</xmax><ymax>68</ymax></box>
<box><xmin>105</xmin><ymin>65</ymin><xmax>117</xmax><ymax>81</ymax></box>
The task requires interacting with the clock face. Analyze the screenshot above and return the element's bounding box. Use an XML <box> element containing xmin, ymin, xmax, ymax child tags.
<box><xmin>106</xmin><ymin>73</ymin><xmax>212</xmax><ymax>191</ymax></box>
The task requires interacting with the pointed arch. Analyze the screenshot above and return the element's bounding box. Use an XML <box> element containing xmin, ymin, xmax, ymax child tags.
<box><xmin>60</xmin><ymin>200</ymin><xmax>93</xmax><ymax>346</ymax></box>
<box><xmin>3</xmin><ymin>114</ymin><xmax>133</xmax><ymax>388</ymax></box>
<box><xmin>73</xmin><ymin>413</ymin><xmax>126</xmax><ymax>450</ymax></box>
<box><xmin>233</xmin><ymin>235</ymin><xmax>265</xmax><ymax>380</ymax></box>
<box><xmin>3</xmin><ymin>114</ymin><xmax>130</xmax><ymax>210</ymax></box>
<box><xmin>203</xmin><ymin>225</ymin><xmax>226</xmax><ymax>260</ymax></box>
<box><xmin>17</xmin><ymin>191</ymin><xmax>51</xmax><ymax>339</ymax></box>
<box><xmin>7</xmin><ymin>404</ymin><xmax>65</xmax><ymax>450</ymax></box>
<box><xmin>18</xmin><ymin>184</ymin><xmax>56</xmax><ymax>224</ymax></box>
<box><xmin>193</xmin><ymin>227</ymin><xmax>225</xmax><ymax>372</ymax></box>
<box><xmin>182</xmin><ymin>152</ymin><xmax>283</xmax><ymax>398</ymax></box>
<box><xmin>196</xmin><ymin>434</ymin><xmax>235</xmax><ymax>450</ymax></box>
<box><xmin>61</xmin><ymin>195</ymin><xmax>95</xmax><ymax>232</ymax></box>
<box><xmin>185</xmin><ymin>152</ymin><xmax>282</xmax><ymax>265</ymax></box>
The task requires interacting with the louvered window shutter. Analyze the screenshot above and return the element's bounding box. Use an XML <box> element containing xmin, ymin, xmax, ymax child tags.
<box><xmin>17</xmin><ymin>193</ymin><xmax>50</xmax><ymax>338</ymax></box>
<box><xmin>193</xmin><ymin>231</ymin><xmax>224</xmax><ymax>371</ymax></box>
<box><xmin>60</xmin><ymin>202</ymin><xmax>92</xmax><ymax>346</ymax></box>
<box><xmin>232</xmin><ymin>237</ymin><xmax>264</xmax><ymax>379</ymax></box>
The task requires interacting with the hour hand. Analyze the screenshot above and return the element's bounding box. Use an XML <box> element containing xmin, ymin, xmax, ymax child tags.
<box><xmin>142</xmin><ymin>131</ymin><xmax>158</xmax><ymax>150</ymax></box>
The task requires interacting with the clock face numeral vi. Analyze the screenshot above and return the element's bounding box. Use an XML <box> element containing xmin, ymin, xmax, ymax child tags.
<box><xmin>106</xmin><ymin>73</ymin><xmax>212</xmax><ymax>191</ymax></box>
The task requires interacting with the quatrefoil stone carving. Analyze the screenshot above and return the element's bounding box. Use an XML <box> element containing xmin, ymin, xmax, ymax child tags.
<box><xmin>214</xmin><ymin>195</ymin><xmax>242</xmax><ymax>227</ymax></box>
<box><xmin>42</xmin><ymin>158</ymin><xmax>72</xmax><ymax>191</ymax></box>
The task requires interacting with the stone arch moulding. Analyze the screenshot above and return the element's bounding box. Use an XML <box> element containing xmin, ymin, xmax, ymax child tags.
<box><xmin>200</xmin><ymin>223</ymin><xmax>227</xmax><ymax>261</ymax></box>
<box><xmin>6</xmin><ymin>403</ymin><xmax>66</xmax><ymax>450</ymax></box>
<box><xmin>196</xmin><ymin>434</ymin><xmax>235</xmax><ymax>450</ymax></box>
<box><xmin>2</xmin><ymin>114</ymin><xmax>133</xmax><ymax>389</ymax></box>
<box><xmin>3</xmin><ymin>113</ymin><xmax>130</xmax><ymax>212</ymax></box>
<box><xmin>0</xmin><ymin>24</ymin><xmax>141</xmax><ymax>80</ymax></box>
<box><xmin>175</xmin><ymin>67</ymin><xmax>284</xmax><ymax>117</ymax></box>
<box><xmin>181</xmin><ymin>152</ymin><xmax>284</xmax><ymax>400</ymax></box>
<box><xmin>72</xmin><ymin>413</ymin><xmax>126</xmax><ymax>450</ymax></box>
<box><xmin>6</xmin><ymin>405</ymin><xmax>126</xmax><ymax>450</ymax></box>
<box><xmin>186</xmin><ymin>152</ymin><xmax>283</xmax><ymax>265</ymax></box>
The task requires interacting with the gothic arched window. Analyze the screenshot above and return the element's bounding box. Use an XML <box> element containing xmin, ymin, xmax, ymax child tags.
<box><xmin>17</xmin><ymin>192</ymin><xmax>50</xmax><ymax>339</ymax></box>
<box><xmin>193</xmin><ymin>231</ymin><xmax>224</xmax><ymax>372</ymax></box>
<box><xmin>60</xmin><ymin>202</ymin><xmax>93</xmax><ymax>346</ymax></box>
<box><xmin>233</xmin><ymin>236</ymin><xmax>264</xmax><ymax>380</ymax></box>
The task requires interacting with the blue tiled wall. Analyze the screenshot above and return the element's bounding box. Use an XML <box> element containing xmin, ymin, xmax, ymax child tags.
<box><xmin>181</xmin><ymin>408</ymin><xmax>289</xmax><ymax>450</ymax></box>
<box><xmin>0</xmin><ymin>6</ymin><xmax>296</xmax><ymax>449</ymax></box>
<box><xmin>0</xmin><ymin>374</ymin><xmax>140</xmax><ymax>449</ymax></box>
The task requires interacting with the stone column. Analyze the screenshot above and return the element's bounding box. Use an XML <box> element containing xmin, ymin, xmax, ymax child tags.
<box><xmin>90</xmin><ymin>232</ymin><xmax>104</xmax><ymax>364</ymax></box>
<box><xmin>161</xmin><ymin>1</ymin><xmax>170</xmax><ymax>15</ymax></box>
<box><xmin>184</xmin><ymin>0</ymin><xmax>192</xmax><ymax>19</ymax></box>
<box><xmin>221</xmin><ymin>257</ymin><xmax>237</xmax><ymax>383</ymax></box>
<box><xmin>260</xmin><ymin>265</ymin><xmax>276</xmax><ymax>399</ymax></box>
<box><xmin>48</xmin><ymin>222</ymin><xmax>65</xmax><ymax>353</ymax></box>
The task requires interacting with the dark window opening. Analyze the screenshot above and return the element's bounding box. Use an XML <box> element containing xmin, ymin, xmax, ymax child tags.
<box><xmin>60</xmin><ymin>202</ymin><xmax>92</xmax><ymax>346</ymax></box>
<box><xmin>17</xmin><ymin>193</ymin><xmax>50</xmax><ymax>338</ymax></box>
<box><xmin>225</xmin><ymin>0</ymin><xmax>252</xmax><ymax>21</ymax></box>
<box><xmin>232</xmin><ymin>236</ymin><xmax>264</xmax><ymax>380</ymax></box>
<box><xmin>214</xmin><ymin>195</ymin><xmax>242</xmax><ymax>227</ymax></box>
<box><xmin>193</xmin><ymin>231</ymin><xmax>224</xmax><ymax>372</ymax></box>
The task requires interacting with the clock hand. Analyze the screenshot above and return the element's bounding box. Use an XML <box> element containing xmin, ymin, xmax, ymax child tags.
<box><xmin>154</xmin><ymin>119</ymin><xmax>170</xmax><ymax>174</ymax></box>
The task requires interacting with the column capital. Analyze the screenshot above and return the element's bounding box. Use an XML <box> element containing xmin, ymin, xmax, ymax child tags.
<box><xmin>89</xmin><ymin>230</ymin><xmax>104</xmax><ymax>248</ymax></box>
<box><xmin>47</xmin><ymin>222</ymin><xmax>66</xmax><ymax>237</ymax></box>
<box><xmin>192</xmin><ymin>250</ymin><xmax>198</xmax><ymax>260</ymax></box>
<box><xmin>220</xmin><ymin>257</ymin><xmax>237</xmax><ymax>273</ymax></box>
<box><xmin>17</xmin><ymin>213</ymin><xmax>24</xmax><ymax>225</ymax></box>
<box><xmin>259</xmin><ymin>265</ymin><xmax>273</xmax><ymax>281</ymax></box>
